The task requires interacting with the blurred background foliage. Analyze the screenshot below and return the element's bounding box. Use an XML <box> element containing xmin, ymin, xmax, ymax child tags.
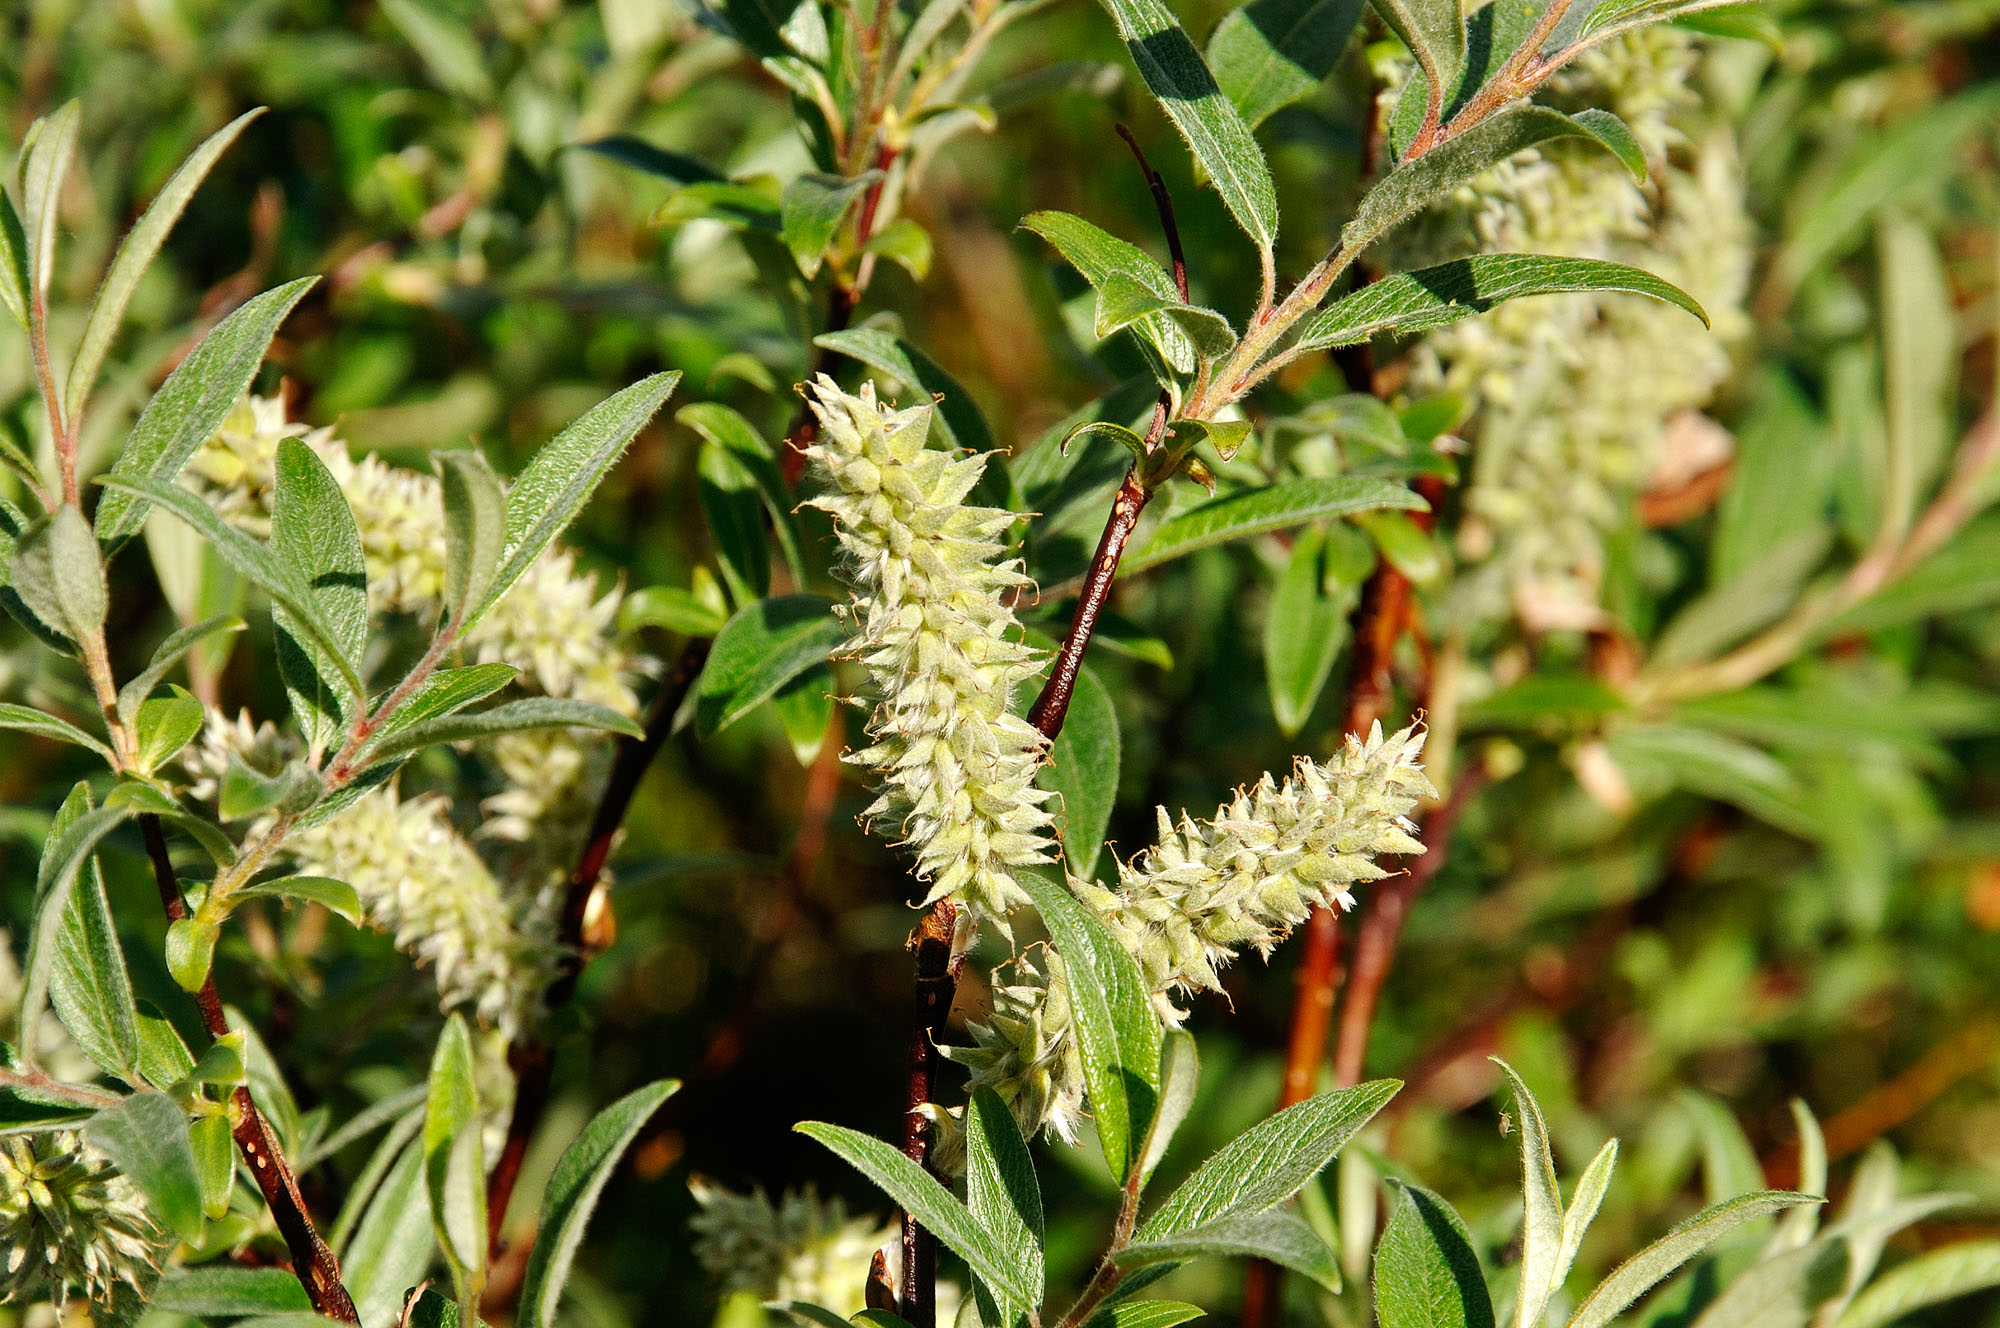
<box><xmin>3</xmin><ymin>0</ymin><xmax>2000</xmax><ymax>1324</ymax></box>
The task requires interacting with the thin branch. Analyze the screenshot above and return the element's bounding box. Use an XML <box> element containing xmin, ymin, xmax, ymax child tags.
<box><xmin>140</xmin><ymin>814</ymin><xmax>360</xmax><ymax>1323</ymax></box>
<box><xmin>1113</xmin><ymin>125</ymin><xmax>1187</xmax><ymax>302</ymax></box>
<box><xmin>485</xmin><ymin>637</ymin><xmax>711</xmax><ymax>1254</ymax></box>
<box><xmin>1026</xmin><ymin>461</ymin><xmax>1157</xmax><ymax>737</ymax></box>
<box><xmin>900</xmin><ymin>898</ymin><xmax>959</xmax><ymax>1328</ymax></box>
<box><xmin>1329</xmin><ymin>771</ymin><xmax>1483</xmax><ymax>1088</ymax></box>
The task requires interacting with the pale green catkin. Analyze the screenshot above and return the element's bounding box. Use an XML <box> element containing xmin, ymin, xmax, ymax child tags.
<box><xmin>802</xmin><ymin>375</ymin><xmax>1056</xmax><ymax>928</ymax></box>
<box><xmin>688</xmin><ymin>1182</ymin><xmax>905</xmax><ymax>1317</ymax></box>
<box><xmin>0</xmin><ymin>1133</ymin><xmax>163</xmax><ymax>1309</ymax></box>
<box><xmin>948</xmin><ymin>724</ymin><xmax>1434</xmax><ymax>1145</ymax></box>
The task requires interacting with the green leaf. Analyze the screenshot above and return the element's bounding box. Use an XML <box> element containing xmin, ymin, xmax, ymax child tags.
<box><xmin>1264</xmin><ymin>525</ymin><xmax>1352</xmax><ymax>736</ymax></box>
<box><xmin>780</xmin><ymin>172</ymin><xmax>882</xmax><ymax>277</ymax></box>
<box><xmin>134</xmin><ymin>685</ymin><xmax>205</xmax><ymax>775</ymax></box>
<box><xmin>20</xmin><ymin>797</ymin><xmax>134</xmax><ymax>1068</ymax></box>
<box><xmin>518</xmin><ymin>1079</ymin><xmax>680</xmax><ymax>1328</ymax></box>
<box><xmin>99</xmin><ymin>474</ymin><xmax>365</xmax><ymax>699</ymax></box>
<box><xmin>1554</xmin><ymin>1140</ymin><xmax>1618</xmax><ymax>1294</ymax></box>
<box><xmin>1832</xmin><ymin>1242</ymin><xmax>2000</xmax><ymax>1328</ymax></box>
<box><xmin>438</xmin><ymin>451</ymin><xmax>507</xmax><ymax>633</ymax></box>
<box><xmin>50</xmin><ymin>785</ymin><xmax>141</xmax><ymax>1083</ymax></box>
<box><xmin>863</xmin><ymin>218</ymin><xmax>934</xmax><ymax>280</ymax></box>
<box><xmin>1141</xmin><ymin>1079</ymin><xmax>1398</xmax><ymax>1239</ymax></box>
<box><xmin>1646</xmin><ymin>527</ymin><xmax>1832</xmax><ymax>676</ymax></box>
<box><xmin>1091</xmin><ymin>0</ymin><xmax>1278</xmax><ymax>254</ymax></box>
<box><xmin>964</xmin><ymin>1088</ymin><xmax>1045</xmax><ymax>1320</ymax></box>
<box><xmin>133</xmin><ymin>1001</ymin><xmax>197</xmax><ymax>1093</ymax></box>
<box><xmin>20</xmin><ymin>102</ymin><xmax>81</xmax><ymax>305</ymax></box>
<box><xmin>575</xmin><ymin>136</ymin><xmax>728</xmax><ymax>184</ymax></box>
<box><xmin>1122</xmin><ymin>1207</ymin><xmax>1341</xmax><ymax>1290</ymax></box>
<box><xmin>116</xmin><ymin>615</ymin><xmax>244</xmax><ymax>727</ymax></box>
<box><xmin>88</xmin><ymin>1091</ymin><xmax>205</xmax><ymax>1243</ymax></box>
<box><xmin>1207</xmin><ymin>0</ymin><xmax>1364</xmax><ymax>129</ymax></box>
<box><xmin>369</xmin><ymin>664</ymin><xmax>522</xmax><ymax>745</ymax></box>
<box><xmin>1494</xmin><ymin>1061</ymin><xmax>1562</xmax><ymax>1328</ymax></box>
<box><xmin>95</xmin><ymin>278</ymin><xmax>320</xmax><ymax>549</ymax></box>
<box><xmin>1021</xmin><ymin>212</ymin><xmax>1195</xmax><ymax>375</ymax></box>
<box><xmin>1574</xmin><ymin>0</ymin><xmax>1776</xmax><ymax>44</ymax></box>
<box><xmin>1373</xmin><ymin>1182</ymin><xmax>1495</xmax><ymax>1328</ymax></box>
<box><xmin>190</xmin><ymin>1110</ymin><xmax>235</xmax><ymax>1220</ymax></box>
<box><xmin>343</xmin><ymin>1140</ymin><xmax>437</xmax><ymax>1328</ymax></box>
<box><xmin>1043</xmin><ymin>662</ymin><xmax>1120</xmax><ymax>879</ymax></box>
<box><xmin>698</xmin><ymin>439</ymin><xmax>773</xmax><ymax>603</ymax></box>
<box><xmin>1136</xmin><ymin>1029</ymin><xmax>1200</xmax><ymax>1183</ymax></box>
<box><xmin>1124</xmin><ymin>477</ymin><xmax>1427</xmax><ymax>575</ymax></box>
<box><xmin>0</xmin><ymin>187</ymin><xmax>27</xmax><ymax>329</ymax></box>
<box><xmin>0</xmin><ymin>702</ymin><xmax>115</xmax><ymax>762</ymax></box>
<box><xmin>696</xmin><ymin>595</ymin><xmax>844</xmax><ymax>738</ymax></box>
<box><xmin>680</xmin><ymin>402</ymin><xmax>805</xmax><ymax>589</ymax></box>
<box><xmin>651</xmin><ymin>180</ymin><xmax>785</xmax><ymax>233</ymax></box>
<box><xmin>1565</xmin><ymin>1192</ymin><xmax>1821</xmax><ymax>1328</ymax></box>
<box><xmin>12</xmin><ymin>505</ymin><xmax>110</xmax><ymax>645</ymax></box>
<box><xmin>620</xmin><ymin>584</ymin><xmax>729</xmax><ymax>638</ymax></box>
<box><xmin>1878</xmin><ymin>214</ymin><xmax>1955</xmax><ymax>541</ymax></box>
<box><xmin>152</xmin><ymin>1267</ymin><xmax>315</xmax><ymax>1317</ymax></box>
<box><xmin>1292</xmin><ymin>254</ymin><xmax>1705</xmax><ymax>355</ymax></box>
<box><xmin>179</xmin><ymin>1032</ymin><xmax>247</xmax><ymax>1089</ymax></box>
<box><xmin>1367</xmin><ymin>0</ymin><xmax>1467</xmax><ymax>118</ymax></box>
<box><xmin>813</xmin><ymin>328</ymin><xmax>996</xmax><ymax>454</ymax></box>
<box><xmin>1345</xmin><ymin>106</ymin><xmax>1646</xmax><ymax>263</ymax></box>
<box><xmin>271</xmin><ymin>437</ymin><xmax>368</xmax><ymax>754</ymax></box>
<box><xmin>165</xmin><ymin>915</ymin><xmax>219</xmax><ymax>993</ymax></box>
<box><xmin>795</xmin><ymin>1121</ymin><xmax>1032</xmax><ymax>1302</ymax></box>
<box><xmin>1094</xmin><ymin>273</ymin><xmax>1238</xmax><ymax>362</ymax></box>
<box><xmin>381</xmin><ymin>0</ymin><xmax>495</xmax><ymax>100</ymax></box>
<box><xmin>64</xmin><ymin>109</ymin><xmax>263</xmax><ymax>422</ymax></box>
<box><xmin>481</xmin><ymin>373</ymin><xmax>680</xmax><ymax>628</ymax></box>
<box><xmin>233</xmin><ymin>876</ymin><xmax>365</xmax><ymax>927</ymax></box>
<box><xmin>1081</xmin><ymin>1301</ymin><xmax>1206</xmax><ymax>1328</ymax></box>
<box><xmin>1015</xmin><ymin>869</ymin><xmax>1161</xmax><ymax>1182</ymax></box>
<box><xmin>424</xmin><ymin>1015</ymin><xmax>486</xmax><ymax>1316</ymax></box>
<box><xmin>362</xmin><ymin>698</ymin><xmax>642</xmax><ymax>765</ymax></box>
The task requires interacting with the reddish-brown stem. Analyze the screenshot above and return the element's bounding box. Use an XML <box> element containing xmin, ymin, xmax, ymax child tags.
<box><xmin>139</xmin><ymin>815</ymin><xmax>360</xmax><ymax>1323</ymax></box>
<box><xmin>901</xmin><ymin>899</ymin><xmax>960</xmax><ymax>1328</ymax></box>
<box><xmin>485</xmin><ymin>638</ymin><xmax>711</xmax><ymax>1255</ymax></box>
<box><xmin>1026</xmin><ymin>470</ymin><xmax>1155</xmax><ymax>737</ymax></box>
<box><xmin>1330</xmin><ymin>773</ymin><xmax>1481</xmax><ymax>1088</ymax></box>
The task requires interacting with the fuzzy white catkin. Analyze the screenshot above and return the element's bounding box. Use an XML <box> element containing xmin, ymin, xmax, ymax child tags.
<box><xmin>688</xmin><ymin>1182</ymin><xmax>916</xmax><ymax>1318</ymax></box>
<box><xmin>801</xmin><ymin>375</ymin><xmax>1057</xmax><ymax>929</ymax></box>
<box><xmin>1381</xmin><ymin>29</ymin><xmax>1753</xmax><ymax>623</ymax></box>
<box><xmin>178</xmin><ymin>396</ymin><xmax>640</xmax><ymax>1036</ymax></box>
<box><xmin>947</xmin><ymin>724</ymin><xmax>1434</xmax><ymax>1146</ymax></box>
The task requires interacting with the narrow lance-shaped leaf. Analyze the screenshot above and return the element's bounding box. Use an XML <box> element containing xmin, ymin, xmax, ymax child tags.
<box><xmin>1141</xmin><ymin>1079</ymin><xmax>1399</xmax><ymax>1239</ymax></box>
<box><xmin>1122</xmin><ymin>1206</ymin><xmax>1342</xmax><ymax>1291</ymax></box>
<box><xmin>0</xmin><ymin>702</ymin><xmax>115</xmax><ymax>762</ymax></box>
<box><xmin>1042</xmin><ymin>660</ymin><xmax>1120</xmax><ymax>879</ymax></box>
<box><xmin>1020</xmin><ymin>211</ymin><xmax>1195</xmax><ymax>374</ymax></box>
<box><xmin>1094</xmin><ymin>272</ymin><xmax>1238</xmax><ymax>362</ymax></box>
<box><xmin>518</xmin><ymin>1080</ymin><xmax>680</xmax><ymax>1328</ymax></box>
<box><xmin>19</xmin><ymin>799</ymin><xmax>134</xmax><ymax>1068</ymax></box>
<box><xmin>63</xmin><ymin>109</ymin><xmax>263</xmax><ymax>421</ymax></box>
<box><xmin>1495</xmin><ymin>1061</ymin><xmax>1562</xmax><ymax>1328</ymax></box>
<box><xmin>11</xmin><ymin>506</ymin><xmax>110</xmax><ymax>646</ymax></box>
<box><xmin>97</xmin><ymin>473</ymin><xmax>364</xmax><ymax>698</ymax></box>
<box><xmin>480</xmin><ymin>373</ymin><xmax>680</xmax><ymax>629</ymax></box>
<box><xmin>0</xmin><ymin>187</ymin><xmax>28</xmax><ymax>329</ymax></box>
<box><xmin>95</xmin><ymin>278</ymin><xmax>321</xmax><ymax>549</ymax></box>
<box><xmin>437</xmin><ymin>450</ymin><xmax>506</xmax><ymax>633</ymax></box>
<box><xmin>1553</xmin><ymin>1141</ymin><xmax>1618</xmax><ymax>1295</ymax></box>
<box><xmin>964</xmin><ymin>1088</ymin><xmax>1046</xmax><ymax>1319</ymax></box>
<box><xmin>795</xmin><ymin>1121</ymin><xmax>1034</xmax><ymax>1303</ymax></box>
<box><xmin>1136</xmin><ymin>1029</ymin><xmax>1200</xmax><ymax>1183</ymax></box>
<box><xmin>1123</xmin><ymin>476</ymin><xmax>1427</xmax><ymax>576</ymax></box>
<box><xmin>361</xmin><ymin>697</ymin><xmax>642</xmax><ymax>765</ymax></box>
<box><xmin>1016</xmin><ymin>869</ymin><xmax>1162</xmax><ymax>1182</ymax></box>
<box><xmin>695</xmin><ymin>595</ymin><xmax>844</xmax><ymax>739</ymax></box>
<box><xmin>1565</xmin><ymin>1191</ymin><xmax>1821</xmax><ymax>1328</ymax></box>
<box><xmin>1291</xmin><ymin>254</ymin><xmax>1706</xmax><ymax>356</ymax></box>
<box><xmin>423</xmin><ymin>1015</ymin><xmax>486</xmax><ymax>1319</ymax></box>
<box><xmin>49</xmin><ymin>785</ymin><xmax>141</xmax><ymax>1084</ymax></box>
<box><xmin>116</xmin><ymin>615</ymin><xmax>244</xmax><ymax>726</ymax></box>
<box><xmin>1343</xmin><ymin>106</ymin><xmax>1647</xmax><ymax>264</ymax></box>
<box><xmin>780</xmin><ymin>171</ymin><xmax>882</xmax><ymax>277</ymax></box>
<box><xmin>20</xmin><ymin>102</ymin><xmax>82</xmax><ymax>304</ymax></box>
<box><xmin>680</xmin><ymin>402</ymin><xmax>805</xmax><ymax>588</ymax></box>
<box><xmin>271</xmin><ymin>438</ymin><xmax>368</xmax><ymax>755</ymax></box>
<box><xmin>1831</xmin><ymin>1241</ymin><xmax>2000</xmax><ymax>1328</ymax></box>
<box><xmin>1089</xmin><ymin>0</ymin><xmax>1278</xmax><ymax>255</ymax></box>
<box><xmin>367</xmin><ymin>664</ymin><xmax>521</xmax><ymax>744</ymax></box>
